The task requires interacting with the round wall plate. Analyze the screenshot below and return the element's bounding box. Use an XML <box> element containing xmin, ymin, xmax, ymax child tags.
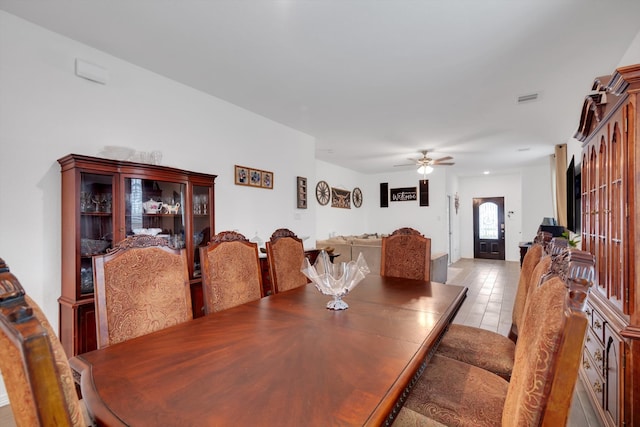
<box><xmin>316</xmin><ymin>180</ymin><xmax>330</xmax><ymax>205</ymax></box>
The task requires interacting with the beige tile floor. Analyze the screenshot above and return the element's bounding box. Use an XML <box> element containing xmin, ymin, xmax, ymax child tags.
<box><xmin>447</xmin><ymin>257</ymin><xmax>603</xmax><ymax>427</ymax></box>
<box><xmin>0</xmin><ymin>403</ymin><xmax>15</xmax><ymax>427</ymax></box>
<box><xmin>0</xmin><ymin>258</ymin><xmax>603</xmax><ymax>426</ymax></box>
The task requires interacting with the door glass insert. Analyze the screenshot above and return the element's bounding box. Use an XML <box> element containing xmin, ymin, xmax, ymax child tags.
<box><xmin>479</xmin><ymin>202</ymin><xmax>499</xmax><ymax>239</ymax></box>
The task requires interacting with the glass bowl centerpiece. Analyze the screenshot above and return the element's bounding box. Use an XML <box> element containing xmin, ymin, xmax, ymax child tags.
<box><xmin>301</xmin><ymin>251</ymin><xmax>370</xmax><ymax>310</ymax></box>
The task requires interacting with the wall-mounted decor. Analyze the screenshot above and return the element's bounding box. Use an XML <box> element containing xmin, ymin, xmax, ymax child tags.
<box><xmin>419</xmin><ymin>180</ymin><xmax>429</xmax><ymax>207</ymax></box>
<box><xmin>297</xmin><ymin>176</ymin><xmax>307</xmax><ymax>209</ymax></box>
<box><xmin>249</xmin><ymin>169</ymin><xmax>262</xmax><ymax>186</ymax></box>
<box><xmin>235</xmin><ymin>165</ymin><xmax>274</xmax><ymax>189</ymax></box>
<box><xmin>331</xmin><ymin>187</ymin><xmax>351</xmax><ymax>209</ymax></box>
<box><xmin>262</xmin><ymin>172</ymin><xmax>273</xmax><ymax>189</ymax></box>
<box><xmin>316</xmin><ymin>180</ymin><xmax>330</xmax><ymax>205</ymax></box>
<box><xmin>455</xmin><ymin>192</ymin><xmax>460</xmax><ymax>214</ymax></box>
<box><xmin>390</xmin><ymin>187</ymin><xmax>417</xmax><ymax>202</ymax></box>
<box><xmin>235</xmin><ymin>165</ymin><xmax>249</xmax><ymax>185</ymax></box>
<box><xmin>380</xmin><ymin>183</ymin><xmax>389</xmax><ymax>208</ymax></box>
<box><xmin>352</xmin><ymin>187</ymin><xmax>363</xmax><ymax>208</ymax></box>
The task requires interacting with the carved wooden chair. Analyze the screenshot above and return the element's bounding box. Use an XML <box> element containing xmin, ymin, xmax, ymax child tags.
<box><xmin>380</xmin><ymin>227</ymin><xmax>431</xmax><ymax>281</ymax></box>
<box><xmin>0</xmin><ymin>258</ymin><xmax>93</xmax><ymax>426</ymax></box>
<box><xmin>200</xmin><ymin>231</ymin><xmax>264</xmax><ymax>314</ymax></box>
<box><xmin>508</xmin><ymin>231</ymin><xmax>553</xmax><ymax>341</ymax></box>
<box><xmin>396</xmin><ymin>259</ymin><xmax>593</xmax><ymax>427</ymax></box>
<box><xmin>92</xmin><ymin>235</ymin><xmax>192</xmax><ymax>348</ymax></box>
<box><xmin>266</xmin><ymin>228</ymin><xmax>308</xmax><ymax>293</ymax></box>
<box><xmin>435</xmin><ymin>236</ymin><xmax>578</xmax><ymax>381</ymax></box>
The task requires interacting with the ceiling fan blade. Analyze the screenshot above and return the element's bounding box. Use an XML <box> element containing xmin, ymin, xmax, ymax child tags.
<box><xmin>433</xmin><ymin>162</ymin><xmax>455</xmax><ymax>166</ymax></box>
<box><xmin>434</xmin><ymin>156</ymin><xmax>453</xmax><ymax>162</ymax></box>
<box><xmin>393</xmin><ymin>163</ymin><xmax>415</xmax><ymax>167</ymax></box>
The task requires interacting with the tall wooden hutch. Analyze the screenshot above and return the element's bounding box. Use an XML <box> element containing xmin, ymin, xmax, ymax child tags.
<box><xmin>58</xmin><ymin>154</ymin><xmax>216</xmax><ymax>356</ymax></box>
<box><xmin>574</xmin><ymin>64</ymin><xmax>640</xmax><ymax>426</ymax></box>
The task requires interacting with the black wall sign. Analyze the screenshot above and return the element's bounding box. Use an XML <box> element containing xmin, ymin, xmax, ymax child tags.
<box><xmin>380</xmin><ymin>183</ymin><xmax>389</xmax><ymax>207</ymax></box>
<box><xmin>390</xmin><ymin>187</ymin><xmax>417</xmax><ymax>202</ymax></box>
<box><xmin>419</xmin><ymin>180</ymin><xmax>429</xmax><ymax>206</ymax></box>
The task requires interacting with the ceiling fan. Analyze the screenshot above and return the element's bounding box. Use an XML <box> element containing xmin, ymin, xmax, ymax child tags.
<box><xmin>394</xmin><ymin>150</ymin><xmax>455</xmax><ymax>178</ymax></box>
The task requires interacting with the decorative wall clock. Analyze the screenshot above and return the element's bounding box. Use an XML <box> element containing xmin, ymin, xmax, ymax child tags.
<box><xmin>316</xmin><ymin>180</ymin><xmax>330</xmax><ymax>205</ymax></box>
<box><xmin>352</xmin><ymin>187</ymin><xmax>363</xmax><ymax>208</ymax></box>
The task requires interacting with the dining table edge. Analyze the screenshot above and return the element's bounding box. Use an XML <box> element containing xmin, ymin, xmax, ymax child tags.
<box><xmin>70</xmin><ymin>355</ymin><xmax>128</xmax><ymax>427</ymax></box>
<box><xmin>364</xmin><ymin>282</ymin><xmax>468</xmax><ymax>426</ymax></box>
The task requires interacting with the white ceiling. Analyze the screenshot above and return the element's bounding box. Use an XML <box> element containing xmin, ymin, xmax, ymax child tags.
<box><xmin>2</xmin><ymin>1</ymin><xmax>640</xmax><ymax>176</ymax></box>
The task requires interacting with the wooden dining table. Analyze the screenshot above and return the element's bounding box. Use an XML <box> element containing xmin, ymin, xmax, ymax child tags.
<box><xmin>70</xmin><ymin>274</ymin><xmax>467</xmax><ymax>427</ymax></box>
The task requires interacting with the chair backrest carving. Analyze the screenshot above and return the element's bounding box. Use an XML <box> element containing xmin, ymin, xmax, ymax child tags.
<box><xmin>541</xmin><ymin>246</ymin><xmax>594</xmax><ymax>286</ymax></box>
<box><xmin>380</xmin><ymin>227</ymin><xmax>431</xmax><ymax>281</ymax></box>
<box><xmin>93</xmin><ymin>235</ymin><xmax>192</xmax><ymax>348</ymax></box>
<box><xmin>200</xmin><ymin>231</ymin><xmax>264</xmax><ymax>313</ymax></box>
<box><xmin>0</xmin><ymin>258</ymin><xmax>89</xmax><ymax>426</ymax></box>
<box><xmin>503</xmin><ymin>271</ymin><xmax>592</xmax><ymax>425</ymax></box>
<box><xmin>266</xmin><ymin>228</ymin><xmax>308</xmax><ymax>293</ymax></box>
<box><xmin>533</xmin><ymin>230</ymin><xmax>553</xmax><ymax>246</ymax></box>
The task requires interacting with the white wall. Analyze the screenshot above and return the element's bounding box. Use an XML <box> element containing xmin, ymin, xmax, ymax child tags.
<box><xmin>314</xmin><ymin>162</ymin><xmax>453</xmax><ymax>259</ymax></box>
<box><xmin>619</xmin><ymin>29</ymin><xmax>640</xmax><ymax>66</ymax></box>
<box><xmin>365</xmin><ymin>168</ymin><xmax>450</xmax><ymax>255</ymax></box>
<box><xmin>0</xmin><ymin>12</ymin><xmax>315</xmax><ymax>405</ymax></box>
<box><xmin>521</xmin><ymin>159</ymin><xmax>557</xmax><ymax>241</ymax></box>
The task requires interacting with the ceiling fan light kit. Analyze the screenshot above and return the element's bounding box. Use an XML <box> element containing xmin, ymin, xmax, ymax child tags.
<box><xmin>416</xmin><ymin>165</ymin><xmax>434</xmax><ymax>175</ymax></box>
<box><xmin>395</xmin><ymin>150</ymin><xmax>454</xmax><ymax>179</ymax></box>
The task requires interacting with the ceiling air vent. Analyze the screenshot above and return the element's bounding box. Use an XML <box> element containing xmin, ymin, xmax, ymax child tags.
<box><xmin>517</xmin><ymin>93</ymin><xmax>539</xmax><ymax>104</ymax></box>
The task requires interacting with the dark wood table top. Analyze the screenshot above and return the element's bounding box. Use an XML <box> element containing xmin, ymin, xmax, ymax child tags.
<box><xmin>70</xmin><ymin>275</ymin><xmax>467</xmax><ymax>427</ymax></box>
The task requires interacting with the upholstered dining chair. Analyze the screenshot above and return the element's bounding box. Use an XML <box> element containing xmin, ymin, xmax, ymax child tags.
<box><xmin>508</xmin><ymin>231</ymin><xmax>552</xmax><ymax>341</ymax></box>
<box><xmin>92</xmin><ymin>234</ymin><xmax>192</xmax><ymax>348</ymax></box>
<box><xmin>0</xmin><ymin>258</ymin><xmax>93</xmax><ymax>427</ymax></box>
<box><xmin>380</xmin><ymin>227</ymin><xmax>431</xmax><ymax>281</ymax></box>
<box><xmin>395</xmin><ymin>262</ymin><xmax>593</xmax><ymax>427</ymax></box>
<box><xmin>200</xmin><ymin>230</ymin><xmax>264</xmax><ymax>314</ymax></box>
<box><xmin>435</xmin><ymin>236</ymin><xmax>571</xmax><ymax>381</ymax></box>
<box><xmin>266</xmin><ymin>228</ymin><xmax>309</xmax><ymax>294</ymax></box>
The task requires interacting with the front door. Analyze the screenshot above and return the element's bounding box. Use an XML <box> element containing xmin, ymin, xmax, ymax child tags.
<box><xmin>473</xmin><ymin>197</ymin><xmax>505</xmax><ymax>260</ymax></box>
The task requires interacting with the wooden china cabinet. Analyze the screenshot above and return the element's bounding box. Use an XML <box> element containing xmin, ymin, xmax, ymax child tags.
<box><xmin>58</xmin><ymin>154</ymin><xmax>216</xmax><ymax>356</ymax></box>
<box><xmin>574</xmin><ymin>64</ymin><xmax>640</xmax><ymax>427</ymax></box>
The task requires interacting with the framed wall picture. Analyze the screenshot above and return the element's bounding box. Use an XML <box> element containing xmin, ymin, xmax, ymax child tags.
<box><xmin>235</xmin><ymin>165</ymin><xmax>274</xmax><ymax>189</ymax></box>
<box><xmin>249</xmin><ymin>169</ymin><xmax>262</xmax><ymax>187</ymax></box>
<box><xmin>297</xmin><ymin>176</ymin><xmax>307</xmax><ymax>208</ymax></box>
<box><xmin>235</xmin><ymin>165</ymin><xmax>249</xmax><ymax>185</ymax></box>
<box><xmin>331</xmin><ymin>187</ymin><xmax>351</xmax><ymax>209</ymax></box>
<box><xmin>262</xmin><ymin>172</ymin><xmax>274</xmax><ymax>189</ymax></box>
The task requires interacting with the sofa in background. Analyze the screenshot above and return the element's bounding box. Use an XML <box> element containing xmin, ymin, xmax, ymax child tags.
<box><xmin>316</xmin><ymin>234</ymin><xmax>448</xmax><ymax>283</ymax></box>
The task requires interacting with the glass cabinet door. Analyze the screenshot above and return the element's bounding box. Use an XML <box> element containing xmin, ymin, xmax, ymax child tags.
<box><xmin>192</xmin><ymin>185</ymin><xmax>212</xmax><ymax>277</ymax></box>
<box><xmin>80</xmin><ymin>173</ymin><xmax>114</xmax><ymax>295</ymax></box>
<box><xmin>124</xmin><ymin>178</ymin><xmax>186</xmax><ymax>245</ymax></box>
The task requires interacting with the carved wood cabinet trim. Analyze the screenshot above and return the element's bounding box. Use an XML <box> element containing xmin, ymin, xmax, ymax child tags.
<box><xmin>575</xmin><ymin>64</ymin><xmax>640</xmax><ymax>427</ymax></box>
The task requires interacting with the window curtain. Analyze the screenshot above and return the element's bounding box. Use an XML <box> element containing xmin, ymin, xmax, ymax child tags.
<box><xmin>555</xmin><ymin>144</ymin><xmax>568</xmax><ymax>227</ymax></box>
